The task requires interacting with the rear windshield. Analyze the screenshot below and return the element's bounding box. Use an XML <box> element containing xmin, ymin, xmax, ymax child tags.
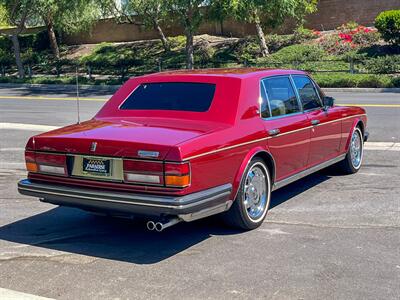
<box><xmin>120</xmin><ymin>82</ymin><xmax>216</xmax><ymax>112</ymax></box>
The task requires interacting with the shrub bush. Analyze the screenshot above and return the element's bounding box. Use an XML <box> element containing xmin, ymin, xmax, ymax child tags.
<box><xmin>293</xmin><ymin>26</ymin><xmax>320</xmax><ymax>42</ymax></box>
<box><xmin>0</xmin><ymin>48</ymin><xmax>13</xmax><ymax>66</ymax></box>
<box><xmin>364</xmin><ymin>55</ymin><xmax>400</xmax><ymax>74</ymax></box>
<box><xmin>19</xmin><ymin>31</ymin><xmax>50</xmax><ymax>51</ymax></box>
<box><xmin>320</xmin><ymin>25</ymin><xmax>380</xmax><ymax>55</ymax></box>
<box><xmin>375</xmin><ymin>10</ymin><xmax>400</xmax><ymax>45</ymax></box>
<box><xmin>0</xmin><ymin>36</ymin><xmax>12</xmax><ymax>51</ymax></box>
<box><xmin>261</xmin><ymin>44</ymin><xmax>325</xmax><ymax>63</ymax></box>
<box><xmin>312</xmin><ymin>73</ymin><xmax>398</xmax><ymax>88</ymax></box>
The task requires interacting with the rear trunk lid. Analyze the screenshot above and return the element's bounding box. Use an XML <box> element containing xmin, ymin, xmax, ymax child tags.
<box><xmin>31</xmin><ymin>118</ymin><xmax>224</xmax><ymax>160</ymax></box>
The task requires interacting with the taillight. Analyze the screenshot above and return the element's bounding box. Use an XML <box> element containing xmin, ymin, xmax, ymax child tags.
<box><xmin>25</xmin><ymin>151</ymin><xmax>38</xmax><ymax>173</ymax></box>
<box><xmin>123</xmin><ymin>160</ymin><xmax>163</xmax><ymax>185</ymax></box>
<box><xmin>165</xmin><ymin>162</ymin><xmax>190</xmax><ymax>188</ymax></box>
<box><xmin>25</xmin><ymin>151</ymin><xmax>67</xmax><ymax>176</ymax></box>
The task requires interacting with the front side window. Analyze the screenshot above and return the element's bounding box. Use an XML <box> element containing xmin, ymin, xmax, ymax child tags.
<box><xmin>262</xmin><ymin>77</ymin><xmax>300</xmax><ymax>117</ymax></box>
<box><xmin>120</xmin><ymin>82</ymin><xmax>216</xmax><ymax>112</ymax></box>
<box><xmin>292</xmin><ymin>76</ymin><xmax>322</xmax><ymax>110</ymax></box>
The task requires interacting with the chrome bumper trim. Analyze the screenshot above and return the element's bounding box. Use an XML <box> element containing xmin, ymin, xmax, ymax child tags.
<box><xmin>18</xmin><ymin>179</ymin><xmax>232</xmax><ymax>218</ymax></box>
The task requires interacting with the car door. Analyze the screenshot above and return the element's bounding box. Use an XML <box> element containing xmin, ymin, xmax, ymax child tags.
<box><xmin>260</xmin><ymin>76</ymin><xmax>311</xmax><ymax>182</ymax></box>
<box><xmin>291</xmin><ymin>75</ymin><xmax>342</xmax><ymax>167</ymax></box>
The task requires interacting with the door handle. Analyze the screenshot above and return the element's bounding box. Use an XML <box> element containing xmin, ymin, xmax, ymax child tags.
<box><xmin>268</xmin><ymin>128</ymin><xmax>280</xmax><ymax>136</ymax></box>
<box><xmin>311</xmin><ymin>119</ymin><xmax>320</xmax><ymax>126</ymax></box>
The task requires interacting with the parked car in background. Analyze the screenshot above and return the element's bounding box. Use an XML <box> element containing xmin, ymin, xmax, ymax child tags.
<box><xmin>18</xmin><ymin>68</ymin><xmax>368</xmax><ymax>231</ymax></box>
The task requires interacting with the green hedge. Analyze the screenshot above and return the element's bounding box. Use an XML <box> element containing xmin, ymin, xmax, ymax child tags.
<box><xmin>1</xmin><ymin>73</ymin><xmax>398</xmax><ymax>88</ymax></box>
<box><xmin>375</xmin><ymin>10</ymin><xmax>400</xmax><ymax>45</ymax></box>
<box><xmin>312</xmin><ymin>73</ymin><xmax>400</xmax><ymax>88</ymax></box>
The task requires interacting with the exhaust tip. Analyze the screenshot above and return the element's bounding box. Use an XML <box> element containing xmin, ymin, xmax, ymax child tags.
<box><xmin>155</xmin><ymin>222</ymin><xmax>163</xmax><ymax>232</ymax></box>
<box><xmin>146</xmin><ymin>221</ymin><xmax>155</xmax><ymax>231</ymax></box>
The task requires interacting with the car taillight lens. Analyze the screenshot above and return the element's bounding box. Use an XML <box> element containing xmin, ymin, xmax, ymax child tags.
<box><xmin>25</xmin><ymin>151</ymin><xmax>67</xmax><ymax>176</ymax></box>
<box><xmin>123</xmin><ymin>160</ymin><xmax>163</xmax><ymax>185</ymax></box>
<box><xmin>25</xmin><ymin>151</ymin><xmax>38</xmax><ymax>172</ymax></box>
<box><xmin>165</xmin><ymin>162</ymin><xmax>190</xmax><ymax>188</ymax></box>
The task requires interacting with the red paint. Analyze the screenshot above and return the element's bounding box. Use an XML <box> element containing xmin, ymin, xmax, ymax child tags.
<box><xmin>25</xmin><ymin>68</ymin><xmax>367</xmax><ymax>201</ymax></box>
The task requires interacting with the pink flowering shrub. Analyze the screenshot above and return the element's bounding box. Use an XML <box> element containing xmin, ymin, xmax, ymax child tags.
<box><xmin>318</xmin><ymin>24</ymin><xmax>380</xmax><ymax>54</ymax></box>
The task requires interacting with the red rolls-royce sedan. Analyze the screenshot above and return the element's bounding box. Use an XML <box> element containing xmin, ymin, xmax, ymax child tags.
<box><xmin>18</xmin><ymin>68</ymin><xmax>368</xmax><ymax>231</ymax></box>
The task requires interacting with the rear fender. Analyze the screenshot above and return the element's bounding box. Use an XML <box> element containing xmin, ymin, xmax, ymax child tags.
<box><xmin>231</xmin><ymin>147</ymin><xmax>275</xmax><ymax>201</ymax></box>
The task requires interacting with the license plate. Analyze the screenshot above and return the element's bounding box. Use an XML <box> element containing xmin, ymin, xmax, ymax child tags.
<box><xmin>82</xmin><ymin>157</ymin><xmax>111</xmax><ymax>176</ymax></box>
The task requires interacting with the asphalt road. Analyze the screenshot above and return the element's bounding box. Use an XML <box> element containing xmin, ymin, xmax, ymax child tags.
<box><xmin>0</xmin><ymin>86</ymin><xmax>399</xmax><ymax>142</ymax></box>
<box><xmin>0</xmin><ymin>85</ymin><xmax>399</xmax><ymax>299</ymax></box>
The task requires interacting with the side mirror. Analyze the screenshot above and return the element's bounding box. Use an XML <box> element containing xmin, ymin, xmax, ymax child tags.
<box><xmin>323</xmin><ymin>96</ymin><xmax>335</xmax><ymax>109</ymax></box>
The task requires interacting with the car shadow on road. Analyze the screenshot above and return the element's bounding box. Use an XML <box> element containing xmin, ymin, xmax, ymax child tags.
<box><xmin>0</xmin><ymin>170</ymin><xmax>335</xmax><ymax>265</ymax></box>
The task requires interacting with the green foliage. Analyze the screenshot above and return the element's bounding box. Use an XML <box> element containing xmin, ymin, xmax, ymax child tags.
<box><xmin>80</xmin><ymin>43</ymin><xmax>141</xmax><ymax>69</ymax></box>
<box><xmin>293</xmin><ymin>26</ymin><xmax>317</xmax><ymax>42</ymax></box>
<box><xmin>0</xmin><ymin>48</ymin><xmax>13</xmax><ymax>65</ymax></box>
<box><xmin>0</xmin><ymin>4</ymin><xmax>9</xmax><ymax>27</ymax></box>
<box><xmin>261</xmin><ymin>44</ymin><xmax>325</xmax><ymax>63</ymax></box>
<box><xmin>166</xmin><ymin>0</ymin><xmax>205</xmax><ymax>33</ymax></box>
<box><xmin>20</xmin><ymin>48</ymin><xmax>39</xmax><ymax>64</ymax></box>
<box><xmin>19</xmin><ymin>31</ymin><xmax>50</xmax><ymax>51</ymax></box>
<box><xmin>234</xmin><ymin>0</ymin><xmax>318</xmax><ymax>27</ymax></box>
<box><xmin>0</xmin><ymin>31</ymin><xmax>50</xmax><ymax>52</ymax></box>
<box><xmin>351</xmin><ymin>29</ymin><xmax>380</xmax><ymax>47</ymax></box>
<box><xmin>0</xmin><ymin>35</ymin><xmax>11</xmax><ymax>50</ymax></box>
<box><xmin>375</xmin><ymin>10</ymin><xmax>400</xmax><ymax>45</ymax></box>
<box><xmin>312</xmin><ymin>73</ymin><xmax>399</xmax><ymax>88</ymax></box>
<box><xmin>336</xmin><ymin>21</ymin><xmax>359</xmax><ymax>32</ymax></box>
<box><xmin>34</xmin><ymin>0</ymin><xmax>101</xmax><ymax>35</ymax></box>
<box><xmin>108</xmin><ymin>0</ymin><xmax>168</xmax><ymax>28</ymax></box>
<box><xmin>363</xmin><ymin>55</ymin><xmax>400</xmax><ymax>74</ymax></box>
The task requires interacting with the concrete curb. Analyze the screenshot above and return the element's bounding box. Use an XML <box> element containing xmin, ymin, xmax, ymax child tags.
<box><xmin>0</xmin><ymin>83</ymin><xmax>399</xmax><ymax>93</ymax></box>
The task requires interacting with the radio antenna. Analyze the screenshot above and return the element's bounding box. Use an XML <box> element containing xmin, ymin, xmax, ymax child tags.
<box><xmin>76</xmin><ymin>65</ymin><xmax>81</xmax><ymax>124</ymax></box>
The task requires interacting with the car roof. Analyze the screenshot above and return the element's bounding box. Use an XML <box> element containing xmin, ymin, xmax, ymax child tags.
<box><xmin>139</xmin><ymin>68</ymin><xmax>306</xmax><ymax>80</ymax></box>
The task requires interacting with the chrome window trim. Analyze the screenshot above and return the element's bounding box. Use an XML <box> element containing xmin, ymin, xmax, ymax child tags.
<box><xmin>260</xmin><ymin>80</ymin><xmax>272</xmax><ymax>118</ymax></box>
<box><xmin>288</xmin><ymin>74</ymin><xmax>305</xmax><ymax>113</ymax></box>
<box><xmin>291</xmin><ymin>74</ymin><xmax>324</xmax><ymax>111</ymax></box>
<box><xmin>259</xmin><ymin>75</ymin><xmax>303</xmax><ymax>121</ymax></box>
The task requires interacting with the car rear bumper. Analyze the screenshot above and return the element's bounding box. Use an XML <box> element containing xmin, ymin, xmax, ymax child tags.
<box><xmin>17</xmin><ymin>179</ymin><xmax>232</xmax><ymax>221</ymax></box>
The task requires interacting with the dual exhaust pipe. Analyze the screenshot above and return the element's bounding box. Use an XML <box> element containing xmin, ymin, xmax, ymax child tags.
<box><xmin>146</xmin><ymin>217</ymin><xmax>181</xmax><ymax>232</ymax></box>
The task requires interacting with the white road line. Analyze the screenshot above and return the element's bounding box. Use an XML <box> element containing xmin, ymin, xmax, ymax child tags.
<box><xmin>0</xmin><ymin>147</ymin><xmax>25</xmax><ymax>151</ymax></box>
<box><xmin>0</xmin><ymin>288</ymin><xmax>54</xmax><ymax>300</ymax></box>
<box><xmin>0</xmin><ymin>123</ymin><xmax>59</xmax><ymax>131</ymax></box>
<box><xmin>364</xmin><ymin>142</ymin><xmax>400</xmax><ymax>151</ymax></box>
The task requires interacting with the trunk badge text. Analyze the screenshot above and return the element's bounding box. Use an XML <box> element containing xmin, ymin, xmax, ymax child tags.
<box><xmin>138</xmin><ymin>150</ymin><xmax>159</xmax><ymax>158</ymax></box>
<box><xmin>90</xmin><ymin>142</ymin><xmax>97</xmax><ymax>152</ymax></box>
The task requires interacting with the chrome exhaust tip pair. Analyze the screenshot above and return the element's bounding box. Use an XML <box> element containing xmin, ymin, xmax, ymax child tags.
<box><xmin>146</xmin><ymin>217</ymin><xmax>181</xmax><ymax>232</ymax></box>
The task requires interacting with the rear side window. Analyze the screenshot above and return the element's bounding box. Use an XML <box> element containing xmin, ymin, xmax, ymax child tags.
<box><xmin>292</xmin><ymin>76</ymin><xmax>322</xmax><ymax>110</ymax></box>
<box><xmin>262</xmin><ymin>77</ymin><xmax>300</xmax><ymax>117</ymax></box>
<box><xmin>260</xmin><ymin>82</ymin><xmax>271</xmax><ymax>118</ymax></box>
<box><xmin>120</xmin><ymin>82</ymin><xmax>216</xmax><ymax>112</ymax></box>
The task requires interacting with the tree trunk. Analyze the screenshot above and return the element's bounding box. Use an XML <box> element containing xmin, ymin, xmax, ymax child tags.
<box><xmin>44</xmin><ymin>16</ymin><xmax>60</xmax><ymax>59</ymax></box>
<box><xmin>185</xmin><ymin>29</ymin><xmax>194</xmax><ymax>69</ymax></box>
<box><xmin>10</xmin><ymin>34</ymin><xmax>24</xmax><ymax>78</ymax></box>
<box><xmin>255</xmin><ymin>20</ymin><xmax>269</xmax><ymax>57</ymax></box>
<box><xmin>153</xmin><ymin>20</ymin><xmax>170</xmax><ymax>52</ymax></box>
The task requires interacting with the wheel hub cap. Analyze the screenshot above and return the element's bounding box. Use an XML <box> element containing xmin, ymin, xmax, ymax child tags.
<box><xmin>244</xmin><ymin>166</ymin><xmax>267</xmax><ymax>220</ymax></box>
<box><xmin>350</xmin><ymin>130</ymin><xmax>362</xmax><ymax>168</ymax></box>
